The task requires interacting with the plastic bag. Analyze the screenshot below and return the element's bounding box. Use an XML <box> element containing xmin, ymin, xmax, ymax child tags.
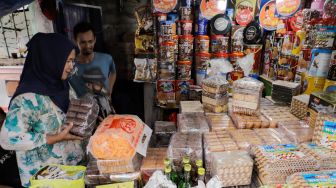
<box><xmin>232</xmin><ymin>77</ymin><xmax>264</xmax><ymax>115</ymax></box>
<box><xmin>254</xmin><ymin>128</ymin><xmax>291</xmax><ymax>145</ymax></box>
<box><xmin>228</xmin><ymin>129</ymin><xmax>264</xmax><ymax>151</ymax></box>
<box><xmin>85</xmin><ymin>159</ymin><xmax>112</xmax><ymax>185</ymax></box>
<box><xmin>180</xmin><ymin>101</ymin><xmax>204</xmax><ymax>113</ymax></box>
<box><xmin>88</xmin><ymin>115</ymin><xmax>146</xmax><ymax>160</ymax></box>
<box><xmin>30</xmin><ymin>164</ymin><xmax>86</xmax><ymax>188</ymax></box>
<box><xmin>66</xmin><ymin>94</ymin><xmax>99</xmax><ymax>137</ymax></box>
<box><xmin>134</xmin><ymin>58</ymin><xmax>157</xmax><ymax>82</ymax></box>
<box><xmin>202</xmin><ymin>75</ymin><xmax>229</xmax><ymax>113</ymax></box>
<box><xmin>277</xmin><ymin>121</ymin><xmax>313</xmax><ymax>143</ymax></box>
<box><xmin>211</xmin><ymin>151</ymin><xmax>253</xmax><ymax>187</ymax></box>
<box><xmin>206</xmin><ymin>58</ymin><xmax>233</xmax><ymax>77</ymax></box>
<box><xmin>141</xmin><ymin>148</ymin><xmax>167</xmax><ymax>183</ymax></box>
<box><xmin>230</xmin><ymin>113</ymin><xmax>270</xmax><ymax>129</ymax></box>
<box><xmin>286</xmin><ymin>170</ymin><xmax>336</xmax><ymax>188</ymax></box>
<box><xmin>168</xmin><ymin>133</ymin><xmax>203</xmax><ymax>169</ymax></box>
<box><xmin>177</xmin><ymin>113</ymin><xmax>209</xmax><ymax>133</ymax></box>
<box><xmin>154</xmin><ymin>121</ymin><xmax>176</xmax><ymax>147</ymax></box>
<box><xmin>202</xmin><ymin>75</ymin><xmax>229</xmax><ymax>94</ymax></box>
<box><xmin>144</xmin><ymin>170</ymin><xmax>177</xmax><ymax>188</ymax></box>
<box><xmin>96</xmin><ymin>154</ymin><xmax>142</xmax><ymax>174</ymax></box>
<box><xmin>254</xmin><ymin>144</ymin><xmax>319</xmax><ymax>185</ymax></box>
<box><xmin>261</xmin><ymin>106</ymin><xmax>299</xmax><ymax>128</ymax></box>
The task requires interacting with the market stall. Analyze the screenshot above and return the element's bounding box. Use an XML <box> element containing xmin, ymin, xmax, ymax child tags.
<box><xmin>5</xmin><ymin>0</ymin><xmax>335</xmax><ymax>187</ymax></box>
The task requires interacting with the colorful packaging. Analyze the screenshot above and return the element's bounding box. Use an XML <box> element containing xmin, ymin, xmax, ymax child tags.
<box><xmin>176</xmin><ymin>80</ymin><xmax>193</xmax><ymax>103</ymax></box>
<box><xmin>200</xmin><ymin>0</ymin><xmax>227</xmax><ymax>20</ymax></box>
<box><xmin>231</xmin><ymin>26</ymin><xmax>245</xmax><ymax>53</ymax></box>
<box><xmin>177</xmin><ymin>61</ymin><xmax>192</xmax><ymax>80</ymax></box>
<box><xmin>178</xmin><ymin>35</ymin><xmax>194</xmax><ymax>61</ymax></box>
<box><xmin>259</xmin><ymin>0</ymin><xmax>279</xmax><ymax>31</ymax></box>
<box><xmin>275</xmin><ymin>0</ymin><xmax>301</xmax><ymax>18</ymax></box>
<box><xmin>195</xmin><ymin>17</ymin><xmax>208</xmax><ymax>35</ymax></box>
<box><xmin>195</xmin><ymin>52</ymin><xmax>211</xmax><ymax>70</ymax></box>
<box><xmin>177</xmin><ymin>20</ymin><xmax>193</xmax><ymax>35</ymax></box>
<box><xmin>292</xmin><ymin>30</ymin><xmax>306</xmax><ymax>57</ymax></box>
<box><xmin>210</xmin><ymin>35</ymin><xmax>230</xmax><ymax>53</ymax></box>
<box><xmin>195</xmin><ymin>35</ymin><xmax>210</xmax><ymax>53</ymax></box>
<box><xmin>157</xmin><ymin>80</ymin><xmax>176</xmax><ymax>104</ymax></box>
<box><xmin>308</xmin><ymin>49</ymin><xmax>332</xmax><ymax>77</ymax></box>
<box><xmin>153</xmin><ymin>0</ymin><xmax>178</xmax><ymax>13</ymax></box>
<box><xmin>234</xmin><ymin>0</ymin><xmax>257</xmax><ymax>26</ymax></box>
<box><xmin>286</xmin><ymin>170</ymin><xmax>336</xmax><ymax>188</ymax></box>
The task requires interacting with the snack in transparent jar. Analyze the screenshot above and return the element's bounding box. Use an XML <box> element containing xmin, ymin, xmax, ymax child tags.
<box><xmin>206</xmin><ymin>113</ymin><xmax>236</xmax><ymax>131</ymax></box>
<box><xmin>211</xmin><ymin>151</ymin><xmax>254</xmax><ymax>187</ymax></box>
<box><xmin>286</xmin><ymin>170</ymin><xmax>336</xmax><ymax>188</ymax></box>
<box><xmin>141</xmin><ymin>148</ymin><xmax>168</xmax><ymax>184</ymax></box>
<box><xmin>154</xmin><ymin>121</ymin><xmax>176</xmax><ymax>147</ymax></box>
<box><xmin>254</xmin><ymin>144</ymin><xmax>319</xmax><ymax>185</ymax></box>
<box><xmin>167</xmin><ymin>133</ymin><xmax>203</xmax><ymax>169</ymax></box>
<box><xmin>66</xmin><ymin>94</ymin><xmax>99</xmax><ymax>137</ymax></box>
<box><xmin>228</xmin><ymin>129</ymin><xmax>264</xmax><ymax>151</ymax></box>
<box><xmin>277</xmin><ymin>121</ymin><xmax>314</xmax><ymax>144</ymax></box>
<box><xmin>177</xmin><ymin>113</ymin><xmax>209</xmax><ymax>133</ymax></box>
<box><xmin>300</xmin><ymin>143</ymin><xmax>336</xmax><ymax>170</ymax></box>
<box><xmin>232</xmin><ymin>77</ymin><xmax>264</xmax><ymax>115</ymax></box>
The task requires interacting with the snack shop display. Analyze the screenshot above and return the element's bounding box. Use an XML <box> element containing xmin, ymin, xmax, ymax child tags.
<box><xmin>254</xmin><ymin>128</ymin><xmax>291</xmax><ymax>145</ymax></box>
<box><xmin>167</xmin><ymin>133</ymin><xmax>203</xmax><ymax>167</ymax></box>
<box><xmin>154</xmin><ymin>121</ymin><xmax>177</xmax><ymax>147</ymax></box>
<box><xmin>232</xmin><ymin>77</ymin><xmax>264</xmax><ymax>115</ymax></box>
<box><xmin>277</xmin><ymin>121</ymin><xmax>314</xmax><ymax>143</ymax></box>
<box><xmin>66</xmin><ymin>95</ymin><xmax>99</xmax><ymax>137</ymax></box>
<box><xmin>300</xmin><ymin>143</ymin><xmax>336</xmax><ymax>170</ymax></box>
<box><xmin>206</xmin><ymin>113</ymin><xmax>236</xmax><ymax>131</ymax></box>
<box><xmin>290</xmin><ymin>94</ymin><xmax>310</xmax><ymax>119</ymax></box>
<box><xmin>254</xmin><ymin>144</ymin><xmax>319</xmax><ymax>184</ymax></box>
<box><xmin>211</xmin><ymin>151</ymin><xmax>254</xmax><ymax>187</ymax></box>
<box><xmin>286</xmin><ymin>170</ymin><xmax>336</xmax><ymax>188</ymax></box>
<box><xmin>230</xmin><ymin>112</ymin><xmax>270</xmax><ymax>129</ymax></box>
<box><xmin>177</xmin><ymin>113</ymin><xmax>209</xmax><ymax>133</ymax></box>
<box><xmin>141</xmin><ymin>148</ymin><xmax>168</xmax><ymax>183</ymax></box>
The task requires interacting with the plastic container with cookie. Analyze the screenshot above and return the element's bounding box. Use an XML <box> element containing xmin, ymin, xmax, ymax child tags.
<box><xmin>261</xmin><ymin>106</ymin><xmax>300</xmax><ymax>128</ymax></box>
<box><xmin>232</xmin><ymin>77</ymin><xmax>264</xmax><ymax>115</ymax></box>
<box><xmin>228</xmin><ymin>129</ymin><xmax>264</xmax><ymax>151</ymax></box>
<box><xmin>277</xmin><ymin>121</ymin><xmax>314</xmax><ymax>144</ymax></box>
<box><xmin>140</xmin><ymin>148</ymin><xmax>168</xmax><ymax>184</ymax></box>
<box><xmin>253</xmin><ymin>128</ymin><xmax>291</xmax><ymax>145</ymax></box>
<box><xmin>206</xmin><ymin>113</ymin><xmax>236</xmax><ymax>131</ymax></box>
<box><xmin>210</xmin><ymin>151</ymin><xmax>254</xmax><ymax>187</ymax></box>
<box><xmin>177</xmin><ymin>112</ymin><xmax>209</xmax><ymax>134</ymax></box>
<box><xmin>230</xmin><ymin>112</ymin><xmax>270</xmax><ymax>129</ymax></box>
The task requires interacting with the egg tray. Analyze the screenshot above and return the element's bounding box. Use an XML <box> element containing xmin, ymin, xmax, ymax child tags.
<box><xmin>206</xmin><ymin>113</ymin><xmax>236</xmax><ymax>131</ymax></box>
<box><xmin>290</xmin><ymin>95</ymin><xmax>309</xmax><ymax>120</ymax></box>
<box><xmin>312</xmin><ymin>111</ymin><xmax>336</xmax><ymax>150</ymax></box>
<box><xmin>228</xmin><ymin>129</ymin><xmax>264</xmax><ymax>151</ymax></box>
<box><xmin>261</xmin><ymin>106</ymin><xmax>299</xmax><ymax>128</ymax></box>
<box><xmin>286</xmin><ymin>170</ymin><xmax>336</xmax><ymax>188</ymax></box>
<box><xmin>177</xmin><ymin>113</ymin><xmax>209</xmax><ymax>133</ymax></box>
<box><xmin>254</xmin><ymin>144</ymin><xmax>319</xmax><ymax>185</ymax></box>
<box><xmin>211</xmin><ymin>151</ymin><xmax>254</xmax><ymax>187</ymax></box>
<box><xmin>230</xmin><ymin>113</ymin><xmax>270</xmax><ymax>129</ymax></box>
<box><xmin>300</xmin><ymin>143</ymin><xmax>336</xmax><ymax>170</ymax></box>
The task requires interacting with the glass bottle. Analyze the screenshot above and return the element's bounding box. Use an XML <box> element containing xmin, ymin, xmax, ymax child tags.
<box><xmin>164</xmin><ymin>158</ymin><xmax>178</xmax><ymax>184</ymax></box>
<box><xmin>197</xmin><ymin>167</ymin><xmax>205</xmax><ymax>182</ymax></box>
<box><xmin>178</xmin><ymin>164</ymin><xmax>192</xmax><ymax>188</ymax></box>
<box><xmin>165</xmin><ymin>166</ymin><xmax>172</xmax><ymax>180</ymax></box>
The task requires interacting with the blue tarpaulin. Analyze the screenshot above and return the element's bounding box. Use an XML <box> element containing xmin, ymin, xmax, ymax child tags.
<box><xmin>0</xmin><ymin>0</ymin><xmax>34</xmax><ymax>17</ymax></box>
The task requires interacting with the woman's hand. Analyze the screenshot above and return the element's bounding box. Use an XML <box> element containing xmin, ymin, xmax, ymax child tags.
<box><xmin>46</xmin><ymin>123</ymin><xmax>83</xmax><ymax>145</ymax></box>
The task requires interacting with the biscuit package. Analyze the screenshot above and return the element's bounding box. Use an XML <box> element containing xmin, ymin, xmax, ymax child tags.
<box><xmin>232</xmin><ymin>77</ymin><xmax>264</xmax><ymax>115</ymax></box>
<box><xmin>140</xmin><ymin>148</ymin><xmax>167</xmax><ymax>183</ymax></box>
<box><xmin>206</xmin><ymin>113</ymin><xmax>236</xmax><ymax>131</ymax></box>
<box><xmin>211</xmin><ymin>151</ymin><xmax>254</xmax><ymax>187</ymax></box>
<box><xmin>286</xmin><ymin>170</ymin><xmax>336</xmax><ymax>188</ymax></box>
<box><xmin>202</xmin><ymin>75</ymin><xmax>229</xmax><ymax>113</ymax></box>
<box><xmin>277</xmin><ymin>121</ymin><xmax>314</xmax><ymax>144</ymax></box>
<box><xmin>300</xmin><ymin>143</ymin><xmax>336</xmax><ymax>170</ymax></box>
<box><xmin>254</xmin><ymin>144</ymin><xmax>319</xmax><ymax>184</ymax></box>
<box><xmin>66</xmin><ymin>94</ymin><xmax>99</xmax><ymax>137</ymax></box>
<box><xmin>261</xmin><ymin>106</ymin><xmax>299</xmax><ymax>128</ymax></box>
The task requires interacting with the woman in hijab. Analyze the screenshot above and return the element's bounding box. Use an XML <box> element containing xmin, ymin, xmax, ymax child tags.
<box><xmin>0</xmin><ymin>33</ymin><xmax>84</xmax><ymax>187</ymax></box>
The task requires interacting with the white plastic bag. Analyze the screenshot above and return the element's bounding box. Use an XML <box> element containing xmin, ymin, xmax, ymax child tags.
<box><xmin>144</xmin><ymin>170</ymin><xmax>176</xmax><ymax>188</ymax></box>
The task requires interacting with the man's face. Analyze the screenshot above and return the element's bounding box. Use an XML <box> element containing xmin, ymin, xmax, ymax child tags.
<box><xmin>85</xmin><ymin>82</ymin><xmax>103</xmax><ymax>94</ymax></box>
<box><xmin>76</xmin><ymin>31</ymin><xmax>96</xmax><ymax>56</ymax></box>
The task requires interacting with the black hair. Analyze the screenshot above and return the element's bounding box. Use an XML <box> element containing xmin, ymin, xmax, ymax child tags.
<box><xmin>73</xmin><ymin>21</ymin><xmax>96</xmax><ymax>39</ymax></box>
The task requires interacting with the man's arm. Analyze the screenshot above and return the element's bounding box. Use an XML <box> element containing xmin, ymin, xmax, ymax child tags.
<box><xmin>108</xmin><ymin>72</ymin><xmax>116</xmax><ymax>97</ymax></box>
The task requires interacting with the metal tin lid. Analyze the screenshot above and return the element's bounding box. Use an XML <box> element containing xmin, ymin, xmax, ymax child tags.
<box><xmin>210</xmin><ymin>14</ymin><xmax>232</xmax><ymax>35</ymax></box>
<box><xmin>243</xmin><ymin>21</ymin><xmax>262</xmax><ymax>44</ymax></box>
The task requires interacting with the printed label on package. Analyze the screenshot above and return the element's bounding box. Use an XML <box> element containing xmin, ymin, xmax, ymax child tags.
<box><xmin>302</xmin><ymin>171</ymin><xmax>336</xmax><ymax>186</ymax></box>
<box><xmin>321</xmin><ymin>121</ymin><xmax>336</xmax><ymax>150</ymax></box>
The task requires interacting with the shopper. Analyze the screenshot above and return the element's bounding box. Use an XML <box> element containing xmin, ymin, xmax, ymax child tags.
<box><xmin>82</xmin><ymin>67</ymin><xmax>115</xmax><ymax>122</ymax></box>
<box><xmin>0</xmin><ymin>33</ymin><xmax>84</xmax><ymax>187</ymax></box>
<box><xmin>70</xmin><ymin>21</ymin><xmax>116</xmax><ymax>98</ymax></box>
